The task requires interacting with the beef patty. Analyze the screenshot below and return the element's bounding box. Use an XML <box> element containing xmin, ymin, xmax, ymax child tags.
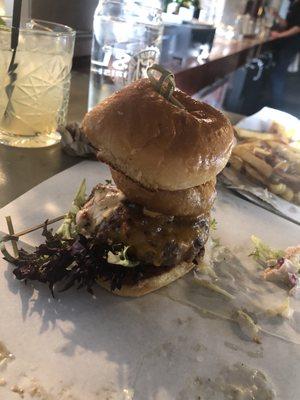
<box><xmin>96</xmin><ymin>201</ymin><xmax>209</xmax><ymax>267</ymax></box>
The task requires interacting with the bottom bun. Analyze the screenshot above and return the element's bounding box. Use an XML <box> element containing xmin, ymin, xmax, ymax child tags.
<box><xmin>97</xmin><ymin>261</ymin><xmax>196</xmax><ymax>297</ymax></box>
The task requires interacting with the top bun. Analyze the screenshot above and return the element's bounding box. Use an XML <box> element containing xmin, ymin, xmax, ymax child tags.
<box><xmin>83</xmin><ymin>79</ymin><xmax>235</xmax><ymax>191</ymax></box>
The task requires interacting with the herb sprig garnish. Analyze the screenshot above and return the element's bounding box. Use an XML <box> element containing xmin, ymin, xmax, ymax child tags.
<box><xmin>2</xmin><ymin>223</ymin><xmax>156</xmax><ymax>295</ymax></box>
<box><xmin>5</xmin><ymin>224</ymin><xmax>108</xmax><ymax>295</ymax></box>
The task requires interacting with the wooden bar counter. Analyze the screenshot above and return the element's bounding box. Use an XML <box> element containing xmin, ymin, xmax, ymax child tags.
<box><xmin>70</xmin><ymin>34</ymin><xmax>279</xmax><ymax>99</ymax></box>
<box><xmin>174</xmin><ymin>35</ymin><xmax>277</xmax><ymax>95</ymax></box>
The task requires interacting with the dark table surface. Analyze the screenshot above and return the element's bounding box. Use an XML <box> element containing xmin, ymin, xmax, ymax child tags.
<box><xmin>0</xmin><ymin>71</ymin><xmax>89</xmax><ymax>209</ymax></box>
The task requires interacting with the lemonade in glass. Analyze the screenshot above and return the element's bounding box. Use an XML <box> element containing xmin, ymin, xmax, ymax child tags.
<box><xmin>0</xmin><ymin>18</ymin><xmax>75</xmax><ymax>147</ymax></box>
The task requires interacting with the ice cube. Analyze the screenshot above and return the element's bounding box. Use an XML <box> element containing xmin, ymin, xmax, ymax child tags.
<box><xmin>25</xmin><ymin>19</ymin><xmax>53</xmax><ymax>32</ymax></box>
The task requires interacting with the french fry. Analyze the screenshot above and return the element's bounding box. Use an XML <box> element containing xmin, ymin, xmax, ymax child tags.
<box><xmin>274</xmin><ymin>170</ymin><xmax>300</xmax><ymax>185</ymax></box>
<box><xmin>281</xmin><ymin>187</ymin><xmax>294</xmax><ymax>202</ymax></box>
<box><xmin>234</xmin><ymin>142</ymin><xmax>258</xmax><ymax>151</ymax></box>
<box><xmin>235</xmin><ymin>127</ymin><xmax>282</xmax><ymax>142</ymax></box>
<box><xmin>273</xmin><ymin>160</ymin><xmax>289</xmax><ymax>172</ymax></box>
<box><xmin>270</xmin><ymin>121</ymin><xmax>296</xmax><ymax>140</ymax></box>
<box><xmin>253</xmin><ymin>147</ymin><xmax>272</xmax><ymax>157</ymax></box>
<box><xmin>268</xmin><ymin>182</ymin><xmax>294</xmax><ymax>202</ymax></box>
<box><xmin>229</xmin><ymin>155</ymin><xmax>243</xmax><ymax>171</ymax></box>
<box><xmin>266</xmin><ymin>141</ymin><xmax>300</xmax><ymax>163</ymax></box>
<box><xmin>294</xmin><ymin>192</ymin><xmax>300</xmax><ymax>205</ymax></box>
<box><xmin>268</xmin><ymin>183</ymin><xmax>287</xmax><ymax>195</ymax></box>
<box><xmin>227</xmin><ymin>136</ymin><xmax>300</xmax><ymax>204</ymax></box>
<box><xmin>244</xmin><ymin>163</ymin><xmax>268</xmax><ymax>185</ymax></box>
<box><xmin>233</xmin><ymin>146</ymin><xmax>273</xmax><ymax>178</ymax></box>
<box><xmin>269</xmin><ymin>121</ymin><xmax>285</xmax><ymax>135</ymax></box>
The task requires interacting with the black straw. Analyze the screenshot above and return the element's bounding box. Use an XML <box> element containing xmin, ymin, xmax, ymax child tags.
<box><xmin>11</xmin><ymin>0</ymin><xmax>22</xmax><ymax>50</ymax></box>
<box><xmin>3</xmin><ymin>0</ymin><xmax>22</xmax><ymax>121</ymax></box>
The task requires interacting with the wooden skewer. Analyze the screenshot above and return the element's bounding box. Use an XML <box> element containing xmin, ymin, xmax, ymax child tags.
<box><xmin>147</xmin><ymin>64</ymin><xmax>185</xmax><ymax>110</ymax></box>
<box><xmin>5</xmin><ymin>216</ymin><xmax>19</xmax><ymax>258</ymax></box>
<box><xmin>2</xmin><ymin>215</ymin><xmax>65</xmax><ymax>242</ymax></box>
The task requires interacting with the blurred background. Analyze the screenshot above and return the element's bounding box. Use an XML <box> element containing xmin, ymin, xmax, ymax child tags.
<box><xmin>0</xmin><ymin>0</ymin><xmax>299</xmax><ymax>118</ymax></box>
<box><xmin>0</xmin><ymin>0</ymin><xmax>299</xmax><ymax>218</ymax></box>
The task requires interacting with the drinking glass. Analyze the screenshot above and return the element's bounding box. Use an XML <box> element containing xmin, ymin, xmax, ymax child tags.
<box><xmin>0</xmin><ymin>18</ymin><xmax>75</xmax><ymax>148</ymax></box>
<box><xmin>88</xmin><ymin>0</ymin><xmax>163</xmax><ymax>109</ymax></box>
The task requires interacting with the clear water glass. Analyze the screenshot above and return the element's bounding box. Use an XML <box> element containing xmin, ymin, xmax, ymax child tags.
<box><xmin>88</xmin><ymin>0</ymin><xmax>163</xmax><ymax>109</ymax></box>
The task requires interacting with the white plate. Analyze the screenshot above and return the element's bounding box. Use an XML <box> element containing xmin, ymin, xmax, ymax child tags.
<box><xmin>0</xmin><ymin>161</ymin><xmax>299</xmax><ymax>399</ymax></box>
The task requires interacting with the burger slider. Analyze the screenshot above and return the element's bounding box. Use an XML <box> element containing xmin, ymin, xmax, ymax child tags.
<box><xmin>78</xmin><ymin>74</ymin><xmax>235</xmax><ymax>296</ymax></box>
<box><xmin>3</xmin><ymin>67</ymin><xmax>235</xmax><ymax>297</ymax></box>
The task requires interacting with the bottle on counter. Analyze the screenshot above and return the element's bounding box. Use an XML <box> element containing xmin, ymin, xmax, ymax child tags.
<box><xmin>234</xmin><ymin>14</ymin><xmax>244</xmax><ymax>40</ymax></box>
<box><xmin>192</xmin><ymin>0</ymin><xmax>201</xmax><ymax>20</ymax></box>
<box><xmin>166</xmin><ymin>0</ymin><xmax>179</xmax><ymax>14</ymax></box>
<box><xmin>255</xmin><ymin>5</ymin><xmax>266</xmax><ymax>38</ymax></box>
<box><xmin>88</xmin><ymin>0</ymin><xmax>163</xmax><ymax>110</ymax></box>
<box><xmin>178</xmin><ymin>1</ymin><xmax>194</xmax><ymax>21</ymax></box>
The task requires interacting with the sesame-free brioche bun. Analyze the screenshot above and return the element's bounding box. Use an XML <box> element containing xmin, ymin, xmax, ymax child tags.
<box><xmin>111</xmin><ymin>168</ymin><xmax>216</xmax><ymax>216</ymax></box>
<box><xmin>83</xmin><ymin>79</ymin><xmax>235</xmax><ymax>191</ymax></box>
<box><xmin>97</xmin><ymin>261</ymin><xmax>195</xmax><ymax>297</ymax></box>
